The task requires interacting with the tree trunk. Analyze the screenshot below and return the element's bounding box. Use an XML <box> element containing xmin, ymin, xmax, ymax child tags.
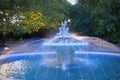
<box><xmin>1</xmin><ymin>31</ymin><xmax>6</xmax><ymax>46</ymax></box>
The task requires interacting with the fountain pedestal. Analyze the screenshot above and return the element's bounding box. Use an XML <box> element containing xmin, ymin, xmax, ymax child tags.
<box><xmin>57</xmin><ymin>49</ymin><xmax>74</xmax><ymax>66</ymax></box>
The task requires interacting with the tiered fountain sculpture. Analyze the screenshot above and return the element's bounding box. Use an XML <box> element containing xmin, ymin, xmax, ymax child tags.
<box><xmin>43</xmin><ymin>20</ymin><xmax>88</xmax><ymax>69</ymax></box>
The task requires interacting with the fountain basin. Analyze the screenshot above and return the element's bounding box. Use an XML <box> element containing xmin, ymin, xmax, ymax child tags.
<box><xmin>0</xmin><ymin>52</ymin><xmax>120</xmax><ymax>80</ymax></box>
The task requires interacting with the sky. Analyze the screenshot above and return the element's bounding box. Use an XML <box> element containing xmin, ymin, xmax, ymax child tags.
<box><xmin>67</xmin><ymin>0</ymin><xmax>77</xmax><ymax>5</ymax></box>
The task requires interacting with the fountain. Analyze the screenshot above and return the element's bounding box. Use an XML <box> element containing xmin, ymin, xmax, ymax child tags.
<box><xmin>0</xmin><ymin>20</ymin><xmax>120</xmax><ymax>80</ymax></box>
<box><xmin>43</xmin><ymin>20</ymin><xmax>88</xmax><ymax>69</ymax></box>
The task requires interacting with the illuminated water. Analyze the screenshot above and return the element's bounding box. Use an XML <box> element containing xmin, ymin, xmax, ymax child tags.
<box><xmin>0</xmin><ymin>52</ymin><xmax>120</xmax><ymax>80</ymax></box>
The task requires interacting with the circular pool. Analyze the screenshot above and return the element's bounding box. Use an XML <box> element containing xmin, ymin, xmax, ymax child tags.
<box><xmin>0</xmin><ymin>52</ymin><xmax>120</xmax><ymax>80</ymax></box>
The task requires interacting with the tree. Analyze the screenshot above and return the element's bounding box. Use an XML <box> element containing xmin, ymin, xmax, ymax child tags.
<box><xmin>19</xmin><ymin>0</ymin><xmax>71</xmax><ymax>36</ymax></box>
<box><xmin>69</xmin><ymin>0</ymin><xmax>92</xmax><ymax>35</ymax></box>
<box><xmin>0</xmin><ymin>0</ymin><xmax>71</xmax><ymax>45</ymax></box>
<box><xmin>91</xmin><ymin>0</ymin><xmax>120</xmax><ymax>42</ymax></box>
<box><xmin>69</xmin><ymin>0</ymin><xmax>120</xmax><ymax>43</ymax></box>
<box><xmin>0</xmin><ymin>0</ymin><xmax>19</xmax><ymax>45</ymax></box>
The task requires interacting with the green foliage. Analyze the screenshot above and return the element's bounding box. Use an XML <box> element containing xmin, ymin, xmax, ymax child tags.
<box><xmin>40</xmin><ymin>0</ymin><xmax>71</xmax><ymax>31</ymax></box>
<box><xmin>69</xmin><ymin>0</ymin><xmax>93</xmax><ymax>35</ymax></box>
<box><xmin>0</xmin><ymin>0</ymin><xmax>71</xmax><ymax>41</ymax></box>
<box><xmin>91</xmin><ymin>0</ymin><xmax>120</xmax><ymax>42</ymax></box>
<box><xmin>69</xmin><ymin>0</ymin><xmax>120</xmax><ymax>43</ymax></box>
